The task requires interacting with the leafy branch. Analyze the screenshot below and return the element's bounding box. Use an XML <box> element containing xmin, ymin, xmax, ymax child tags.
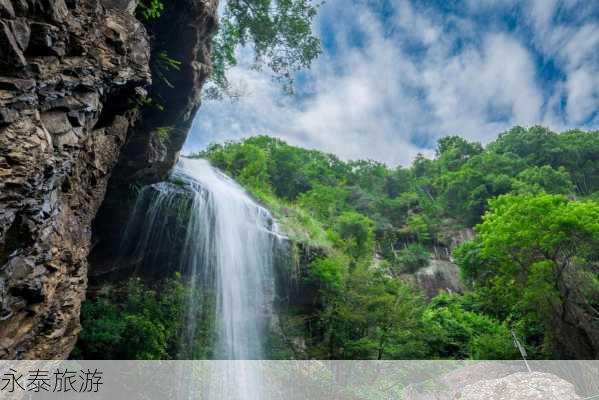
<box><xmin>206</xmin><ymin>0</ymin><xmax>324</xmax><ymax>100</ymax></box>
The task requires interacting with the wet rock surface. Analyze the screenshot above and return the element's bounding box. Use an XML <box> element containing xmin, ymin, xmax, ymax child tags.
<box><xmin>413</xmin><ymin>258</ymin><xmax>464</xmax><ymax>298</ymax></box>
<box><xmin>89</xmin><ymin>0</ymin><xmax>218</xmax><ymax>278</ymax></box>
<box><xmin>0</xmin><ymin>0</ymin><xmax>217</xmax><ymax>359</ymax></box>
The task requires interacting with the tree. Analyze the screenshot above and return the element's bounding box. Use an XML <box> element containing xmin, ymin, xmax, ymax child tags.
<box><xmin>395</xmin><ymin>243</ymin><xmax>430</xmax><ymax>274</ymax></box>
<box><xmin>435</xmin><ymin>136</ymin><xmax>483</xmax><ymax>172</ymax></box>
<box><xmin>298</xmin><ymin>184</ymin><xmax>348</xmax><ymax>222</ymax></box>
<box><xmin>334</xmin><ymin>211</ymin><xmax>375</xmax><ymax>261</ymax></box>
<box><xmin>313</xmin><ymin>266</ymin><xmax>427</xmax><ymax>359</ymax></box>
<box><xmin>74</xmin><ymin>275</ymin><xmax>211</xmax><ymax>360</ymax></box>
<box><xmin>231</xmin><ymin>143</ymin><xmax>270</xmax><ymax>190</ymax></box>
<box><xmin>437</xmin><ymin>152</ymin><xmax>524</xmax><ymax>225</ymax></box>
<box><xmin>422</xmin><ymin>294</ymin><xmax>517</xmax><ymax>359</ymax></box>
<box><xmin>490</xmin><ymin>126</ymin><xmax>599</xmax><ymax>195</ymax></box>
<box><xmin>136</xmin><ymin>0</ymin><xmax>165</xmax><ymax>20</ymax></box>
<box><xmin>455</xmin><ymin>194</ymin><xmax>599</xmax><ymax>357</ymax></box>
<box><xmin>511</xmin><ymin>165</ymin><xmax>575</xmax><ymax>195</ymax></box>
<box><xmin>208</xmin><ymin>0</ymin><xmax>323</xmax><ymax>98</ymax></box>
<box><xmin>489</xmin><ymin>126</ymin><xmax>561</xmax><ymax>165</ymax></box>
<box><xmin>269</xmin><ymin>144</ymin><xmax>312</xmax><ymax>199</ymax></box>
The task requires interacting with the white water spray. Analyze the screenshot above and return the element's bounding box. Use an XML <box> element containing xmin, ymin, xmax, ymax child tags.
<box><xmin>122</xmin><ymin>157</ymin><xmax>280</xmax><ymax>399</ymax></box>
<box><xmin>176</xmin><ymin>158</ymin><xmax>277</xmax><ymax>357</ymax></box>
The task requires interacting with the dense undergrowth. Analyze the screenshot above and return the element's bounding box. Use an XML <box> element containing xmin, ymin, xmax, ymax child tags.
<box><xmin>73</xmin><ymin>275</ymin><xmax>215</xmax><ymax>360</ymax></box>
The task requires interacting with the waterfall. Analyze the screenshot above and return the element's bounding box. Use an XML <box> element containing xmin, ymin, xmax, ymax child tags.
<box><xmin>119</xmin><ymin>157</ymin><xmax>283</xmax><ymax>398</ymax></box>
<box><xmin>178</xmin><ymin>158</ymin><xmax>279</xmax><ymax>359</ymax></box>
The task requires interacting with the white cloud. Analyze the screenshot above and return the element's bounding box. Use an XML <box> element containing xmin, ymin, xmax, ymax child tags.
<box><xmin>185</xmin><ymin>0</ymin><xmax>599</xmax><ymax>166</ymax></box>
<box><xmin>420</xmin><ymin>34</ymin><xmax>543</xmax><ymax>143</ymax></box>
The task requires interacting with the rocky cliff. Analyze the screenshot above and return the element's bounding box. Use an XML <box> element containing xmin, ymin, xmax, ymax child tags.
<box><xmin>0</xmin><ymin>0</ymin><xmax>217</xmax><ymax>359</ymax></box>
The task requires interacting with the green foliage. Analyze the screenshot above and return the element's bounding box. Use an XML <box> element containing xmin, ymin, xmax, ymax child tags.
<box><xmin>74</xmin><ymin>275</ymin><xmax>213</xmax><ymax>360</ymax></box>
<box><xmin>313</xmin><ymin>268</ymin><xmax>428</xmax><ymax>359</ymax></box>
<box><xmin>455</xmin><ymin>194</ymin><xmax>599</xmax><ymax>357</ymax></box>
<box><xmin>490</xmin><ymin>126</ymin><xmax>599</xmax><ymax>195</ymax></box>
<box><xmin>512</xmin><ymin>165</ymin><xmax>575</xmax><ymax>195</ymax></box>
<box><xmin>334</xmin><ymin>211</ymin><xmax>375</xmax><ymax>261</ymax></box>
<box><xmin>435</xmin><ymin>136</ymin><xmax>483</xmax><ymax>171</ymax></box>
<box><xmin>422</xmin><ymin>294</ymin><xmax>517</xmax><ymax>359</ymax></box>
<box><xmin>156</xmin><ymin>126</ymin><xmax>173</xmax><ymax>144</ymax></box>
<box><xmin>298</xmin><ymin>184</ymin><xmax>348</xmax><ymax>222</ymax></box>
<box><xmin>196</xmin><ymin>126</ymin><xmax>599</xmax><ymax>359</ymax></box>
<box><xmin>395</xmin><ymin>243</ymin><xmax>430</xmax><ymax>274</ymax></box>
<box><xmin>136</xmin><ymin>0</ymin><xmax>165</xmax><ymax>20</ymax></box>
<box><xmin>402</xmin><ymin>214</ymin><xmax>432</xmax><ymax>243</ymax></box>
<box><xmin>474</xmin><ymin>194</ymin><xmax>599</xmax><ymax>274</ymax></box>
<box><xmin>436</xmin><ymin>151</ymin><xmax>523</xmax><ymax>225</ymax></box>
<box><xmin>208</xmin><ymin>0</ymin><xmax>323</xmax><ymax>98</ymax></box>
<box><xmin>154</xmin><ymin>51</ymin><xmax>182</xmax><ymax>89</ymax></box>
<box><xmin>309</xmin><ymin>253</ymin><xmax>348</xmax><ymax>291</ymax></box>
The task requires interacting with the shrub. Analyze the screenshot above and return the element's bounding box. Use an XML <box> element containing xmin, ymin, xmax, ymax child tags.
<box><xmin>396</xmin><ymin>243</ymin><xmax>430</xmax><ymax>273</ymax></box>
<box><xmin>73</xmin><ymin>274</ymin><xmax>211</xmax><ymax>360</ymax></box>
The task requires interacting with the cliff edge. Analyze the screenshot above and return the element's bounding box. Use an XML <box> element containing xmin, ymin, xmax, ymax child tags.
<box><xmin>0</xmin><ymin>0</ymin><xmax>217</xmax><ymax>359</ymax></box>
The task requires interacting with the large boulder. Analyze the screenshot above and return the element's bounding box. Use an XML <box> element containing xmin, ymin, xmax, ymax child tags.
<box><xmin>458</xmin><ymin>372</ymin><xmax>580</xmax><ymax>400</ymax></box>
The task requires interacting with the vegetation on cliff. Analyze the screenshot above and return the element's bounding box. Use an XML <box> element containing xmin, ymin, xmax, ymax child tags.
<box><xmin>70</xmin><ymin>0</ymin><xmax>599</xmax><ymax>362</ymax></box>
<box><xmin>77</xmin><ymin>126</ymin><xmax>599</xmax><ymax>360</ymax></box>
<box><xmin>197</xmin><ymin>126</ymin><xmax>599</xmax><ymax>359</ymax></box>
<box><xmin>74</xmin><ymin>275</ymin><xmax>214</xmax><ymax>360</ymax></box>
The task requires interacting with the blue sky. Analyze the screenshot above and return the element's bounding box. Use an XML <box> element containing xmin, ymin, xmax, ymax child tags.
<box><xmin>184</xmin><ymin>0</ymin><xmax>599</xmax><ymax>166</ymax></box>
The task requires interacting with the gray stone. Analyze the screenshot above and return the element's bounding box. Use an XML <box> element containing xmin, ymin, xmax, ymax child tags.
<box><xmin>9</xmin><ymin>18</ymin><xmax>31</xmax><ymax>51</ymax></box>
<box><xmin>39</xmin><ymin>0</ymin><xmax>69</xmax><ymax>23</ymax></box>
<box><xmin>0</xmin><ymin>20</ymin><xmax>26</xmax><ymax>68</ymax></box>
<box><xmin>0</xmin><ymin>78</ymin><xmax>35</xmax><ymax>91</ymax></box>
<box><xmin>11</xmin><ymin>0</ymin><xmax>29</xmax><ymax>16</ymax></box>
<box><xmin>40</xmin><ymin>111</ymin><xmax>72</xmax><ymax>135</ymax></box>
<box><xmin>459</xmin><ymin>372</ymin><xmax>580</xmax><ymax>400</ymax></box>
<box><xmin>0</xmin><ymin>0</ymin><xmax>15</xmax><ymax>19</ymax></box>
<box><xmin>0</xmin><ymin>108</ymin><xmax>18</xmax><ymax>124</ymax></box>
<box><xmin>414</xmin><ymin>259</ymin><xmax>464</xmax><ymax>298</ymax></box>
<box><xmin>28</xmin><ymin>22</ymin><xmax>65</xmax><ymax>56</ymax></box>
<box><xmin>101</xmin><ymin>0</ymin><xmax>137</xmax><ymax>14</ymax></box>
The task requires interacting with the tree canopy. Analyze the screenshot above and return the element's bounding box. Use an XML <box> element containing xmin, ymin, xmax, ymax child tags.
<box><xmin>198</xmin><ymin>126</ymin><xmax>599</xmax><ymax>359</ymax></box>
<box><xmin>78</xmin><ymin>126</ymin><xmax>599</xmax><ymax>360</ymax></box>
<box><xmin>207</xmin><ymin>0</ymin><xmax>323</xmax><ymax>98</ymax></box>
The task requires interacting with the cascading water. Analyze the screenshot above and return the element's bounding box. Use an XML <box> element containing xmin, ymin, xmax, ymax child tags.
<box><xmin>119</xmin><ymin>157</ymin><xmax>284</xmax><ymax>399</ymax></box>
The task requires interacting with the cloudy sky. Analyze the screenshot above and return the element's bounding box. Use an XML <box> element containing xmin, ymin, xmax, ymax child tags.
<box><xmin>184</xmin><ymin>0</ymin><xmax>599</xmax><ymax>166</ymax></box>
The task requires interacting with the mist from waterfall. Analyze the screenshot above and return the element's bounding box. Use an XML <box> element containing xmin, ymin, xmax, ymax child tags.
<box><xmin>119</xmin><ymin>157</ymin><xmax>282</xmax><ymax>399</ymax></box>
<box><xmin>178</xmin><ymin>158</ymin><xmax>278</xmax><ymax>360</ymax></box>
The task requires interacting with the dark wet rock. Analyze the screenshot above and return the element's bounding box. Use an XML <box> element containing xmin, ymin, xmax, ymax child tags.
<box><xmin>0</xmin><ymin>19</ymin><xmax>27</xmax><ymax>68</ymax></box>
<box><xmin>101</xmin><ymin>0</ymin><xmax>136</xmax><ymax>14</ymax></box>
<box><xmin>0</xmin><ymin>0</ymin><xmax>152</xmax><ymax>360</ymax></box>
<box><xmin>90</xmin><ymin>0</ymin><xmax>218</xmax><ymax>276</ymax></box>
<box><xmin>0</xmin><ymin>0</ymin><xmax>218</xmax><ymax>360</ymax></box>
<box><xmin>0</xmin><ymin>0</ymin><xmax>15</xmax><ymax>19</ymax></box>
<box><xmin>6</xmin><ymin>18</ymin><xmax>30</xmax><ymax>51</ymax></box>
<box><xmin>27</xmin><ymin>22</ymin><xmax>66</xmax><ymax>56</ymax></box>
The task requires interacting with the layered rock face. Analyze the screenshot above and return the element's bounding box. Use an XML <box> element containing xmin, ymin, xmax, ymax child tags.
<box><xmin>0</xmin><ymin>0</ymin><xmax>217</xmax><ymax>359</ymax></box>
<box><xmin>89</xmin><ymin>0</ymin><xmax>217</xmax><ymax>280</ymax></box>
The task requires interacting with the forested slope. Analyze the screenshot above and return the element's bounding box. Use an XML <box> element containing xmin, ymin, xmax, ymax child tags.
<box><xmin>200</xmin><ymin>126</ymin><xmax>599</xmax><ymax>359</ymax></box>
